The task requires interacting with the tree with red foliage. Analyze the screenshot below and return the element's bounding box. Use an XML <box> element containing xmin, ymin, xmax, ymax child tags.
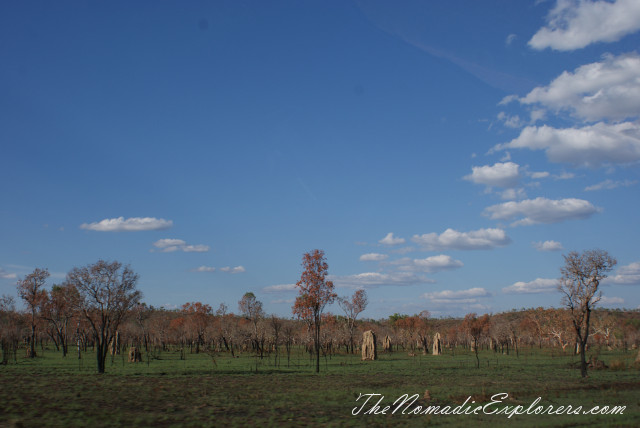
<box><xmin>182</xmin><ymin>302</ymin><xmax>212</xmax><ymax>353</ymax></box>
<box><xmin>40</xmin><ymin>282</ymin><xmax>79</xmax><ymax>357</ymax></box>
<box><xmin>395</xmin><ymin>312</ymin><xmax>429</xmax><ymax>353</ymax></box>
<box><xmin>17</xmin><ymin>268</ymin><xmax>49</xmax><ymax>358</ymax></box>
<box><xmin>293</xmin><ymin>249</ymin><xmax>337</xmax><ymax>373</ymax></box>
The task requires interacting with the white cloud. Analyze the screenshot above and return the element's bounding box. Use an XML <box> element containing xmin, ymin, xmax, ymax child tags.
<box><xmin>412</xmin><ymin>255</ymin><xmax>464</xmax><ymax>272</ymax></box>
<box><xmin>554</xmin><ymin>172</ymin><xmax>575</xmax><ymax>180</ymax></box>
<box><xmin>499</xmin><ymin>94</ymin><xmax>519</xmax><ymax>105</ymax></box>
<box><xmin>394</xmin><ymin>255</ymin><xmax>464</xmax><ymax>273</ymax></box>
<box><xmin>503</xmin><ymin>278</ymin><xmax>560</xmax><ymax>294</ymax></box>
<box><xmin>497</xmin><ymin>112</ymin><xmax>524</xmax><ymax>128</ymax></box>
<box><xmin>606</xmin><ymin>261</ymin><xmax>640</xmax><ymax>285</ymax></box>
<box><xmin>584</xmin><ymin>179</ymin><xmax>638</xmax><ymax>191</ymax></box>
<box><xmin>533</xmin><ymin>240</ymin><xmax>564</xmax><ymax>251</ymax></box>
<box><xmin>152</xmin><ymin>239</ymin><xmax>209</xmax><ymax>253</ymax></box>
<box><xmin>263</xmin><ymin>283</ymin><xmax>297</xmax><ymax>293</ymax></box>
<box><xmin>530</xmin><ymin>108</ymin><xmax>547</xmax><ymax>123</ymax></box>
<box><xmin>182</xmin><ymin>245</ymin><xmax>210</xmax><ymax>253</ymax></box>
<box><xmin>193</xmin><ymin>265</ymin><xmax>244</xmax><ymax>274</ymax></box>
<box><xmin>599</xmin><ymin>296</ymin><xmax>625</xmax><ymax>306</ymax></box>
<box><xmin>161</xmin><ymin>303</ymin><xmax>179</xmax><ymax>310</ymax></box>
<box><xmin>359</xmin><ymin>253</ymin><xmax>388</xmax><ymax>262</ymax></box>
<box><xmin>506</xmin><ymin>33</ymin><xmax>517</xmax><ymax>46</ymax></box>
<box><xmin>0</xmin><ymin>268</ymin><xmax>17</xmax><ymax>279</ymax></box>
<box><xmin>422</xmin><ymin>287</ymin><xmax>491</xmax><ymax>304</ymax></box>
<box><xmin>412</xmin><ymin>228</ymin><xmax>511</xmax><ymax>251</ymax></box>
<box><xmin>80</xmin><ymin>216</ymin><xmax>172</xmax><ymax>232</ymax></box>
<box><xmin>493</xmin><ymin>122</ymin><xmax>640</xmax><ymax>168</ymax></box>
<box><xmin>379</xmin><ymin>233</ymin><xmax>406</xmax><ymax>245</ymax></box>
<box><xmin>520</xmin><ymin>53</ymin><xmax>640</xmax><ymax>122</ymax></box>
<box><xmin>499</xmin><ymin>188</ymin><xmax>527</xmax><ymax>200</ymax></box>
<box><xmin>330</xmin><ymin>272</ymin><xmax>434</xmax><ymax>289</ymax></box>
<box><xmin>530</xmin><ymin>171</ymin><xmax>550</xmax><ymax>179</ymax></box>
<box><xmin>484</xmin><ymin>197</ymin><xmax>599</xmax><ymax>226</ymax></box>
<box><xmin>154</xmin><ymin>238</ymin><xmax>185</xmax><ymax>248</ymax></box>
<box><xmin>464</xmin><ymin>162</ymin><xmax>521</xmax><ymax>188</ymax></box>
<box><xmin>529</xmin><ymin>0</ymin><xmax>640</xmax><ymax>51</ymax></box>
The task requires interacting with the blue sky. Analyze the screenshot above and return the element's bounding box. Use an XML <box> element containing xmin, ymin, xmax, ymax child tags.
<box><xmin>2</xmin><ymin>0</ymin><xmax>639</xmax><ymax>319</ymax></box>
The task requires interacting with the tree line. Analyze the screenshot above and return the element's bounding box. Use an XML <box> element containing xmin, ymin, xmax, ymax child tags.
<box><xmin>1</xmin><ymin>249</ymin><xmax>636</xmax><ymax>378</ymax></box>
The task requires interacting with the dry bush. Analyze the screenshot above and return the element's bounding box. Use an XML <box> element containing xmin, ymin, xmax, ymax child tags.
<box><xmin>609</xmin><ymin>359</ymin><xmax>626</xmax><ymax>371</ymax></box>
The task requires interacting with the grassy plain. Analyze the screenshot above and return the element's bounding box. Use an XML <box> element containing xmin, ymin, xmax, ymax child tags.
<box><xmin>1</xmin><ymin>345</ymin><xmax>639</xmax><ymax>427</ymax></box>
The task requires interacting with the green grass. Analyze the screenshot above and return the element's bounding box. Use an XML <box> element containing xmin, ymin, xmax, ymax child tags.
<box><xmin>1</xmin><ymin>346</ymin><xmax>639</xmax><ymax>427</ymax></box>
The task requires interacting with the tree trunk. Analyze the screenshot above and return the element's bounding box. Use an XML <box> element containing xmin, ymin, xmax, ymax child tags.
<box><xmin>474</xmin><ymin>339</ymin><xmax>480</xmax><ymax>368</ymax></box>
<box><xmin>315</xmin><ymin>317</ymin><xmax>320</xmax><ymax>373</ymax></box>
<box><xmin>97</xmin><ymin>342</ymin><xmax>105</xmax><ymax>373</ymax></box>
<box><xmin>30</xmin><ymin>322</ymin><xmax>36</xmax><ymax>358</ymax></box>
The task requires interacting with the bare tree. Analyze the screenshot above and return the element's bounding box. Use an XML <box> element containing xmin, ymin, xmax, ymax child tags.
<box><xmin>0</xmin><ymin>295</ymin><xmax>21</xmax><ymax>364</ymax></box>
<box><xmin>559</xmin><ymin>249</ymin><xmax>616</xmax><ymax>378</ymax></box>
<box><xmin>238</xmin><ymin>292</ymin><xmax>264</xmax><ymax>356</ymax></box>
<box><xmin>462</xmin><ymin>313</ymin><xmax>490</xmax><ymax>368</ymax></box>
<box><xmin>67</xmin><ymin>260</ymin><xmax>142</xmax><ymax>373</ymax></box>
<box><xmin>17</xmin><ymin>268</ymin><xmax>49</xmax><ymax>358</ymax></box>
<box><xmin>337</xmin><ymin>289</ymin><xmax>368</xmax><ymax>354</ymax></box>
<box><xmin>270</xmin><ymin>315</ymin><xmax>282</xmax><ymax>367</ymax></box>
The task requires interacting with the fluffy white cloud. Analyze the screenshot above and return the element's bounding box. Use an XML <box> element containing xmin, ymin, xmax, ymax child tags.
<box><xmin>394</xmin><ymin>255</ymin><xmax>464</xmax><ymax>273</ymax></box>
<box><xmin>502</xmin><ymin>278</ymin><xmax>560</xmax><ymax>294</ymax></box>
<box><xmin>606</xmin><ymin>261</ymin><xmax>640</xmax><ymax>285</ymax></box>
<box><xmin>359</xmin><ymin>253</ymin><xmax>388</xmax><ymax>262</ymax></box>
<box><xmin>464</xmin><ymin>162</ymin><xmax>521</xmax><ymax>188</ymax></box>
<box><xmin>584</xmin><ymin>179</ymin><xmax>638</xmax><ymax>191</ymax></box>
<box><xmin>529</xmin><ymin>0</ymin><xmax>640</xmax><ymax>51</ymax></box>
<box><xmin>330</xmin><ymin>272</ymin><xmax>434</xmax><ymax>289</ymax></box>
<box><xmin>520</xmin><ymin>53</ymin><xmax>640</xmax><ymax>122</ymax></box>
<box><xmin>154</xmin><ymin>238</ymin><xmax>185</xmax><ymax>248</ymax></box>
<box><xmin>80</xmin><ymin>216</ymin><xmax>172</xmax><ymax>232</ymax></box>
<box><xmin>412</xmin><ymin>228</ymin><xmax>511</xmax><ymax>250</ymax></box>
<box><xmin>422</xmin><ymin>287</ymin><xmax>491</xmax><ymax>304</ymax></box>
<box><xmin>263</xmin><ymin>283</ymin><xmax>297</xmax><ymax>293</ymax></box>
<box><xmin>379</xmin><ymin>233</ymin><xmax>405</xmax><ymax>245</ymax></box>
<box><xmin>194</xmin><ymin>266</ymin><xmax>216</xmax><ymax>272</ymax></box>
<box><xmin>152</xmin><ymin>239</ymin><xmax>209</xmax><ymax>253</ymax></box>
<box><xmin>484</xmin><ymin>197</ymin><xmax>599</xmax><ymax>226</ymax></box>
<box><xmin>533</xmin><ymin>240</ymin><xmax>564</xmax><ymax>251</ymax></box>
<box><xmin>0</xmin><ymin>268</ymin><xmax>17</xmax><ymax>279</ymax></box>
<box><xmin>493</xmin><ymin>122</ymin><xmax>640</xmax><ymax>168</ymax></box>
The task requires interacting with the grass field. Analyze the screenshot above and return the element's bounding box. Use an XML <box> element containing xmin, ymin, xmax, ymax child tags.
<box><xmin>1</xmin><ymin>345</ymin><xmax>639</xmax><ymax>427</ymax></box>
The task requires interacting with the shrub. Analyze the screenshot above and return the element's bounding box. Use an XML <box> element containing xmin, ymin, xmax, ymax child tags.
<box><xmin>609</xmin><ymin>359</ymin><xmax>626</xmax><ymax>371</ymax></box>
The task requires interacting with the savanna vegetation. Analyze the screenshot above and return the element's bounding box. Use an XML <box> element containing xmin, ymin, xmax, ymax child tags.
<box><xmin>1</xmin><ymin>250</ymin><xmax>639</xmax><ymax>426</ymax></box>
